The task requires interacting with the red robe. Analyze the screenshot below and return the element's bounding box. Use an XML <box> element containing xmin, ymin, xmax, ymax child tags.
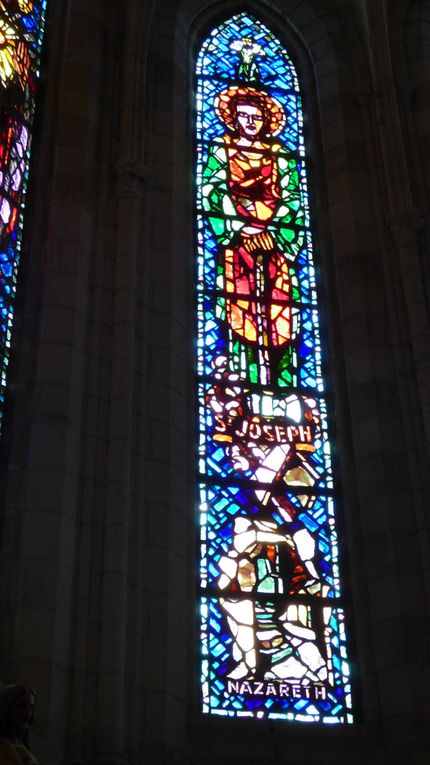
<box><xmin>223</xmin><ymin>136</ymin><xmax>291</xmax><ymax>352</ymax></box>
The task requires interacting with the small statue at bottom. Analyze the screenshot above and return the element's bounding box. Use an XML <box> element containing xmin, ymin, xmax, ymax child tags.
<box><xmin>0</xmin><ymin>685</ymin><xmax>38</xmax><ymax>765</ymax></box>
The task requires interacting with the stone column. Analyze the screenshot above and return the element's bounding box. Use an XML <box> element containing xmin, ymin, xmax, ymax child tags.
<box><xmin>388</xmin><ymin>211</ymin><xmax>430</xmax><ymax>451</ymax></box>
<box><xmin>92</xmin><ymin>159</ymin><xmax>146</xmax><ymax>765</ymax></box>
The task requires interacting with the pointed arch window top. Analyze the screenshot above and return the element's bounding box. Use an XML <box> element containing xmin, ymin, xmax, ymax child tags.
<box><xmin>195</xmin><ymin>13</ymin><xmax>353</xmax><ymax>724</ymax></box>
<box><xmin>196</xmin><ymin>13</ymin><xmax>304</xmax><ymax>156</ymax></box>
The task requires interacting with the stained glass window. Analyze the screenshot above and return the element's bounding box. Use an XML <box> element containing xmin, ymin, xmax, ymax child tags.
<box><xmin>0</xmin><ymin>0</ymin><xmax>47</xmax><ymax>433</ymax></box>
<box><xmin>196</xmin><ymin>13</ymin><xmax>353</xmax><ymax>724</ymax></box>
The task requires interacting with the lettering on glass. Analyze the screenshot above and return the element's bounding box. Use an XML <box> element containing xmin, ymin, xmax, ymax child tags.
<box><xmin>196</xmin><ymin>13</ymin><xmax>353</xmax><ymax>723</ymax></box>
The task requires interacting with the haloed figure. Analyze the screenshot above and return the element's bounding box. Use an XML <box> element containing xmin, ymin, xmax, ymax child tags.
<box><xmin>0</xmin><ymin>685</ymin><xmax>38</xmax><ymax>765</ymax></box>
<box><xmin>203</xmin><ymin>84</ymin><xmax>304</xmax><ymax>386</ymax></box>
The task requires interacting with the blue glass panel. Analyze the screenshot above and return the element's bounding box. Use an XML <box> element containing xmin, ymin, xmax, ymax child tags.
<box><xmin>200</xmin><ymin>597</ymin><xmax>352</xmax><ymax>722</ymax></box>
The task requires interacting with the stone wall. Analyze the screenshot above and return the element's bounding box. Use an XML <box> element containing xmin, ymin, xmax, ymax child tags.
<box><xmin>0</xmin><ymin>1</ymin><xmax>429</xmax><ymax>763</ymax></box>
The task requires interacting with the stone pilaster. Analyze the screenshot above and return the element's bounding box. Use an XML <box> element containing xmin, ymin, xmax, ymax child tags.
<box><xmin>93</xmin><ymin>158</ymin><xmax>146</xmax><ymax>765</ymax></box>
<box><xmin>388</xmin><ymin>209</ymin><xmax>430</xmax><ymax>450</ymax></box>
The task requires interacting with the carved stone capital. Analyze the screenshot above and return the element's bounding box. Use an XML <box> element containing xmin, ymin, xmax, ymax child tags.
<box><xmin>115</xmin><ymin>159</ymin><xmax>147</xmax><ymax>200</ymax></box>
<box><xmin>388</xmin><ymin>208</ymin><xmax>423</xmax><ymax>250</ymax></box>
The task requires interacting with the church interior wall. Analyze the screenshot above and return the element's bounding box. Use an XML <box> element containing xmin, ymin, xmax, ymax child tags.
<box><xmin>0</xmin><ymin>1</ymin><xmax>429</xmax><ymax>763</ymax></box>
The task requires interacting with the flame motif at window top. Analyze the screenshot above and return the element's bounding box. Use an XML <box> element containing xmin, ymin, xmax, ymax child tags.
<box><xmin>0</xmin><ymin>0</ymin><xmax>47</xmax><ymax>433</ymax></box>
<box><xmin>196</xmin><ymin>13</ymin><xmax>353</xmax><ymax>723</ymax></box>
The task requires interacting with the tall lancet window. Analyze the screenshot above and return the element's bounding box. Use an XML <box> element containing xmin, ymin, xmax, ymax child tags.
<box><xmin>0</xmin><ymin>0</ymin><xmax>47</xmax><ymax>432</ymax></box>
<box><xmin>196</xmin><ymin>13</ymin><xmax>353</xmax><ymax>724</ymax></box>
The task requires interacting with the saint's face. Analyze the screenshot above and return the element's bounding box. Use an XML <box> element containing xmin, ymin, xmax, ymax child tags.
<box><xmin>235</xmin><ymin>103</ymin><xmax>264</xmax><ymax>138</ymax></box>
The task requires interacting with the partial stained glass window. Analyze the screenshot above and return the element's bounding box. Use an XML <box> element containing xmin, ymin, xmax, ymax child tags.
<box><xmin>0</xmin><ymin>0</ymin><xmax>47</xmax><ymax>431</ymax></box>
<box><xmin>196</xmin><ymin>13</ymin><xmax>353</xmax><ymax>723</ymax></box>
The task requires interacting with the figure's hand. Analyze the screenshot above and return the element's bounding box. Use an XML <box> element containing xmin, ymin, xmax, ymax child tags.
<box><xmin>242</xmin><ymin>230</ymin><xmax>275</xmax><ymax>252</ymax></box>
